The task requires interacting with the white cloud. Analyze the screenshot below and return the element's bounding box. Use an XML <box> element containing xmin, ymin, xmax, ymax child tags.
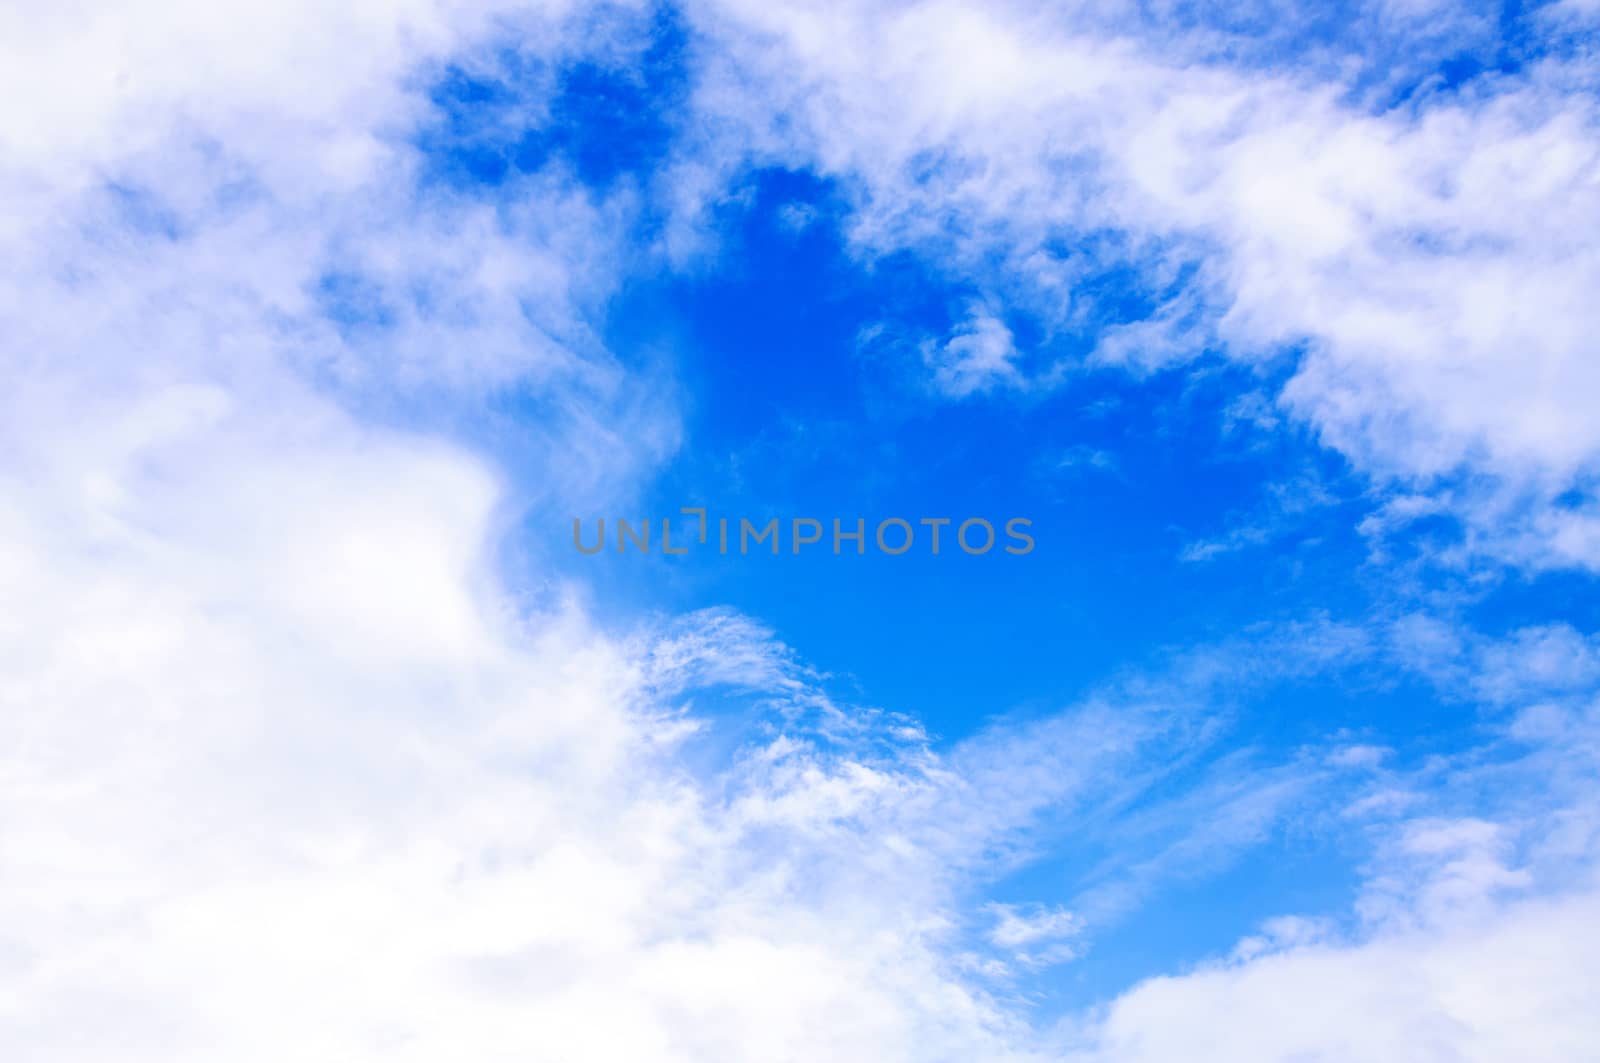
<box><xmin>0</xmin><ymin>380</ymin><xmax>1057</xmax><ymax>1059</ymax></box>
<box><xmin>985</xmin><ymin>904</ymin><xmax>1084</xmax><ymax>969</ymax></box>
<box><xmin>988</xmin><ymin>904</ymin><xmax>1082</xmax><ymax>949</ymax></box>
<box><xmin>0</xmin><ymin>291</ymin><xmax>1047</xmax><ymax>1054</ymax></box>
<box><xmin>1083</xmin><ymin>888</ymin><xmax>1600</xmax><ymax>1062</ymax></box>
<box><xmin>924</xmin><ymin>310</ymin><xmax>1022</xmax><ymax>397</ymax></box>
<box><xmin>687</xmin><ymin>0</ymin><xmax>1600</xmax><ymax>568</ymax></box>
<box><xmin>0</xmin><ymin>1</ymin><xmax>685</xmax><ymax>527</ymax></box>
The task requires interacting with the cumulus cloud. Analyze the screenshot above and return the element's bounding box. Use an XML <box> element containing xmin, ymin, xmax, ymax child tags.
<box><xmin>0</xmin><ymin>378</ymin><xmax>1038</xmax><ymax>1058</ymax></box>
<box><xmin>1083</xmin><ymin>889</ymin><xmax>1600</xmax><ymax>1062</ymax></box>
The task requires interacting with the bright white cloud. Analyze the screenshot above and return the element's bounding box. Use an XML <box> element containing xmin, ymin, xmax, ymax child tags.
<box><xmin>0</xmin><ymin>374</ymin><xmax>1051</xmax><ymax>1059</ymax></box>
<box><xmin>1083</xmin><ymin>888</ymin><xmax>1600</xmax><ymax>1062</ymax></box>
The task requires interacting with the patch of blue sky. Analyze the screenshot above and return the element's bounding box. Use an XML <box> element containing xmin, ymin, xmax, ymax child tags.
<box><xmin>96</xmin><ymin>180</ymin><xmax>187</xmax><ymax>242</ymax></box>
<box><xmin>571</xmin><ymin>169</ymin><xmax>1379</xmax><ymax>735</ymax></box>
<box><xmin>615</xmin><ymin>206</ymin><xmax>1367</xmax><ymax>686</ymax></box>
<box><xmin>1001</xmin><ymin>823</ymin><xmax>1368</xmax><ymax>1010</ymax></box>
<box><xmin>1472</xmin><ymin>567</ymin><xmax>1600</xmax><ymax>636</ymax></box>
<box><xmin>415</xmin><ymin>5</ymin><xmax>688</xmax><ymax>195</ymax></box>
<box><xmin>1362</xmin><ymin>0</ymin><xmax>1580</xmax><ymax>114</ymax></box>
<box><xmin>313</xmin><ymin>271</ymin><xmax>398</xmax><ymax>337</ymax></box>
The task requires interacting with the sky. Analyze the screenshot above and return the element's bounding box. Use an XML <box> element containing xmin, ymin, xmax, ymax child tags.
<box><xmin>2</xmin><ymin>1</ymin><xmax>1599</xmax><ymax>1059</ymax></box>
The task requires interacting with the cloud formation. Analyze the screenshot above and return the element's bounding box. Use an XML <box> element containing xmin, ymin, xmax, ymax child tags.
<box><xmin>688</xmin><ymin>0</ymin><xmax>1600</xmax><ymax>568</ymax></box>
<box><xmin>3</xmin><ymin>1</ymin><xmax>1599</xmax><ymax>1060</ymax></box>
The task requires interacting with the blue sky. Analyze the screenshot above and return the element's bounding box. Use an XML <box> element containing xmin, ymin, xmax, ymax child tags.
<box><xmin>4</xmin><ymin>0</ymin><xmax>1600</xmax><ymax>1059</ymax></box>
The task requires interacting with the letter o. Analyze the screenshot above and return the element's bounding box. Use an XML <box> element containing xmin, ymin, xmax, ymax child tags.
<box><xmin>958</xmin><ymin>518</ymin><xmax>995</xmax><ymax>554</ymax></box>
<box><xmin>876</xmin><ymin>518</ymin><xmax>914</xmax><ymax>555</ymax></box>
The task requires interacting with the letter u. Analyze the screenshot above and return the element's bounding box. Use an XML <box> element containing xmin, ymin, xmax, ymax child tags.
<box><xmin>574</xmin><ymin>518</ymin><xmax>605</xmax><ymax>555</ymax></box>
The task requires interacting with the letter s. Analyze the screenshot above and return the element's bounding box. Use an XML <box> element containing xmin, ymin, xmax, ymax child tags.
<box><xmin>1004</xmin><ymin>518</ymin><xmax>1034</xmax><ymax>555</ymax></box>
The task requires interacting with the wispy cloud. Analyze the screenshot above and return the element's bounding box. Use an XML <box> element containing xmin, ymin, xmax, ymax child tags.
<box><xmin>688</xmin><ymin>0</ymin><xmax>1600</xmax><ymax>570</ymax></box>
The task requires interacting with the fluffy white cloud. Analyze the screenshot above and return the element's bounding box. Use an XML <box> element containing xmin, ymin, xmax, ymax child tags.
<box><xmin>0</xmin><ymin>371</ymin><xmax>1051</xmax><ymax>1059</ymax></box>
<box><xmin>1084</xmin><ymin>888</ymin><xmax>1600</xmax><ymax>1062</ymax></box>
